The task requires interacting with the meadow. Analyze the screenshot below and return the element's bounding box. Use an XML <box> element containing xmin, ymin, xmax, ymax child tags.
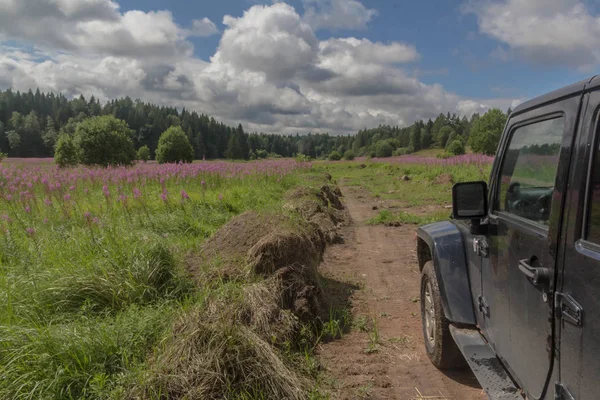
<box><xmin>314</xmin><ymin>154</ymin><xmax>493</xmax><ymax>225</ymax></box>
<box><xmin>0</xmin><ymin>159</ymin><xmax>323</xmax><ymax>399</ymax></box>
<box><xmin>0</xmin><ymin>154</ymin><xmax>493</xmax><ymax>399</ymax></box>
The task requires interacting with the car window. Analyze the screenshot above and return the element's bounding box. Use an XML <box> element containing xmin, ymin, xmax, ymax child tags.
<box><xmin>496</xmin><ymin>117</ymin><xmax>564</xmax><ymax>225</ymax></box>
<box><xmin>586</xmin><ymin>125</ymin><xmax>600</xmax><ymax>244</ymax></box>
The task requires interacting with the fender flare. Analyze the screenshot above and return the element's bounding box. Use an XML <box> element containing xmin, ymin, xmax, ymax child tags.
<box><xmin>416</xmin><ymin>221</ymin><xmax>476</xmax><ymax>325</ymax></box>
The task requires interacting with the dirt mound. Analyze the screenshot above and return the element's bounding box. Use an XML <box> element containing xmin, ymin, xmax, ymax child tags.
<box><xmin>433</xmin><ymin>173</ymin><xmax>454</xmax><ymax>185</ymax></box>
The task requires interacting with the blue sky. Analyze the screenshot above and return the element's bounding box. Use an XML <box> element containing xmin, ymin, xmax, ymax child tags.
<box><xmin>115</xmin><ymin>0</ymin><xmax>591</xmax><ymax>100</ymax></box>
<box><xmin>0</xmin><ymin>0</ymin><xmax>598</xmax><ymax>133</ymax></box>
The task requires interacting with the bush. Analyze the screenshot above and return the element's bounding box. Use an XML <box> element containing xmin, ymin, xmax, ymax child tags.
<box><xmin>75</xmin><ymin>116</ymin><xmax>136</xmax><ymax>167</ymax></box>
<box><xmin>256</xmin><ymin>149</ymin><xmax>268</xmax><ymax>159</ymax></box>
<box><xmin>155</xmin><ymin>126</ymin><xmax>194</xmax><ymax>164</ymax></box>
<box><xmin>249</xmin><ymin>150</ymin><xmax>257</xmax><ymax>160</ymax></box>
<box><xmin>343</xmin><ymin>150</ymin><xmax>355</xmax><ymax>160</ymax></box>
<box><xmin>295</xmin><ymin>154</ymin><xmax>312</xmax><ymax>162</ymax></box>
<box><xmin>137</xmin><ymin>145</ymin><xmax>151</xmax><ymax>162</ymax></box>
<box><xmin>447</xmin><ymin>139</ymin><xmax>465</xmax><ymax>156</ymax></box>
<box><xmin>393</xmin><ymin>147</ymin><xmax>414</xmax><ymax>156</ymax></box>
<box><xmin>54</xmin><ymin>134</ymin><xmax>80</xmax><ymax>168</ymax></box>
<box><xmin>375</xmin><ymin>141</ymin><xmax>393</xmax><ymax>158</ymax></box>
<box><xmin>328</xmin><ymin>151</ymin><xmax>342</xmax><ymax>161</ymax></box>
<box><xmin>0</xmin><ymin>152</ymin><xmax>6</xmax><ymax>163</ymax></box>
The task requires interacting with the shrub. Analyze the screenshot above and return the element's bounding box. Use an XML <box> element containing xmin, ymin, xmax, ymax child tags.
<box><xmin>328</xmin><ymin>151</ymin><xmax>342</xmax><ymax>161</ymax></box>
<box><xmin>155</xmin><ymin>126</ymin><xmax>194</xmax><ymax>164</ymax></box>
<box><xmin>375</xmin><ymin>141</ymin><xmax>393</xmax><ymax>158</ymax></box>
<box><xmin>295</xmin><ymin>154</ymin><xmax>312</xmax><ymax>162</ymax></box>
<box><xmin>343</xmin><ymin>150</ymin><xmax>355</xmax><ymax>160</ymax></box>
<box><xmin>0</xmin><ymin>151</ymin><xmax>6</xmax><ymax>163</ymax></box>
<box><xmin>394</xmin><ymin>147</ymin><xmax>414</xmax><ymax>156</ymax></box>
<box><xmin>54</xmin><ymin>134</ymin><xmax>80</xmax><ymax>168</ymax></box>
<box><xmin>447</xmin><ymin>139</ymin><xmax>465</xmax><ymax>156</ymax></box>
<box><xmin>75</xmin><ymin>115</ymin><xmax>136</xmax><ymax>167</ymax></box>
<box><xmin>256</xmin><ymin>149</ymin><xmax>268</xmax><ymax>159</ymax></box>
<box><xmin>249</xmin><ymin>150</ymin><xmax>257</xmax><ymax>160</ymax></box>
<box><xmin>137</xmin><ymin>145</ymin><xmax>151</xmax><ymax>162</ymax></box>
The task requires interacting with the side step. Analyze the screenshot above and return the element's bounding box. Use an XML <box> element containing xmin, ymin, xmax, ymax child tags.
<box><xmin>449</xmin><ymin>325</ymin><xmax>523</xmax><ymax>400</ymax></box>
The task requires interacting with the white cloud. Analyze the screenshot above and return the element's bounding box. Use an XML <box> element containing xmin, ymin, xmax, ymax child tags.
<box><xmin>465</xmin><ymin>0</ymin><xmax>600</xmax><ymax>68</ymax></box>
<box><xmin>303</xmin><ymin>0</ymin><xmax>378</xmax><ymax>30</ymax></box>
<box><xmin>190</xmin><ymin>18</ymin><xmax>219</xmax><ymax>37</ymax></box>
<box><xmin>0</xmin><ymin>1</ymin><xmax>514</xmax><ymax>134</ymax></box>
<box><xmin>0</xmin><ymin>0</ymin><xmax>218</xmax><ymax>58</ymax></box>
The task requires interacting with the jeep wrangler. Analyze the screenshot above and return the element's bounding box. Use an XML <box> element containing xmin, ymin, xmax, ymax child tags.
<box><xmin>417</xmin><ymin>76</ymin><xmax>600</xmax><ymax>400</ymax></box>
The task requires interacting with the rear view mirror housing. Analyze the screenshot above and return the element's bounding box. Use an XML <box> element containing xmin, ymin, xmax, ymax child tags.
<box><xmin>452</xmin><ymin>181</ymin><xmax>488</xmax><ymax>220</ymax></box>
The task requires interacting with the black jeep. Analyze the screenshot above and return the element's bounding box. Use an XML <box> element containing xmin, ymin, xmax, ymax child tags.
<box><xmin>417</xmin><ymin>77</ymin><xmax>600</xmax><ymax>400</ymax></box>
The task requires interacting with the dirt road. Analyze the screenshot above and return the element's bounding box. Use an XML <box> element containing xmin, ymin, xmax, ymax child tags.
<box><xmin>318</xmin><ymin>184</ymin><xmax>486</xmax><ymax>400</ymax></box>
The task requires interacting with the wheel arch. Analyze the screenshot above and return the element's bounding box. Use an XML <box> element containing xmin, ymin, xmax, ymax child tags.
<box><xmin>416</xmin><ymin>221</ymin><xmax>476</xmax><ymax>326</ymax></box>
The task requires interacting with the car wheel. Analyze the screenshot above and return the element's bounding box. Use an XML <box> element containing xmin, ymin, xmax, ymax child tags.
<box><xmin>420</xmin><ymin>261</ymin><xmax>465</xmax><ymax>369</ymax></box>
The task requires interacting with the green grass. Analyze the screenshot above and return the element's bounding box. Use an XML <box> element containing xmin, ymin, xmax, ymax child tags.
<box><xmin>367</xmin><ymin>209</ymin><xmax>450</xmax><ymax>226</ymax></box>
<box><xmin>0</xmin><ymin>163</ymin><xmax>320</xmax><ymax>399</ymax></box>
<box><xmin>313</xmin><ymin>160</ymin><xmax>490</xmax><ymax>225</ymax></box>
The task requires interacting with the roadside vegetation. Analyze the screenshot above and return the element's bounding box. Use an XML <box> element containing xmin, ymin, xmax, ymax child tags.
<box><xmin>313</xmin><ymin>157</ymin><xmax>492</xmax><ymax>226</ymax></box>
<box><xmin>0</xmin><ymin>158</ymin><xmax>351</xmax><ymax>399</ymax></box>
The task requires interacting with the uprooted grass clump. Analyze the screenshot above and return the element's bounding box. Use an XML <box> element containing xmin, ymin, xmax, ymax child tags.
<box><xmin>128</xmin><ymin>184</ymin><xmax>348</xmax><ymax>399</ymax></box>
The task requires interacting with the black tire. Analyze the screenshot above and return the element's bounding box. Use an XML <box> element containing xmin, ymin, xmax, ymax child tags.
<box><xmin>420</xmin><ymin>261</ymin><xmax>465</xmax><ymax>369</ymax></box>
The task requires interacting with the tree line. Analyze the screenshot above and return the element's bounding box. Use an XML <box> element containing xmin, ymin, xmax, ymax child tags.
<box><xmin>0</xmin><ymin>88</ymin><xmax>509</xmax><ymax>161</ymax></box>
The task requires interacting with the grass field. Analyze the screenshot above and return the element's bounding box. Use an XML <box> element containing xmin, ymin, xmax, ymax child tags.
<box><xmin>0</xmin><ymin>155</ymin><xmax>493</xmax><ymax>399</ymax></box>
<box><xmin>314</xmin><ymin>155</ymin><xmax>492</xmax><ymax>225</ymax></box>
<box><xmin>0</xmin><ymin>159</ymin><xmax>342</xmax><ymax>399</ymax></box>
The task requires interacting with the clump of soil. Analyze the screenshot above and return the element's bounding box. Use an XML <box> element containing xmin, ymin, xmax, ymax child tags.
<box><xmin>433</xmin><ymin>173</ymin><xmax>454</xmax><ymax>185</ymax></box>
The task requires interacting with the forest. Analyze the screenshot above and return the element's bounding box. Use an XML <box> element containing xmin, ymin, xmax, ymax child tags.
<box><xmin>0</xmin><ymin>88</ymin><xmax>509</xmax><ymax>160</ymax></box>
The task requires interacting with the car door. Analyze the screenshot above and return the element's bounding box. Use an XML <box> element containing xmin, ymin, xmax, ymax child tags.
<box><xmin>557</xmin><ymin>88</ymin><xmax>600</xmax><ymax>400</ymax></box>
<box><xmin>481</xmin><ymin>95</ymin><xmax>581</xmax><ymax>399</ymax></box>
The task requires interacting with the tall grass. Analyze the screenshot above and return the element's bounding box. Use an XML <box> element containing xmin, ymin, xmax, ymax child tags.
<box><xmin>0</xmin><ymin>160</ymin><xmax>311</xmax><ymax>399</ymax></box>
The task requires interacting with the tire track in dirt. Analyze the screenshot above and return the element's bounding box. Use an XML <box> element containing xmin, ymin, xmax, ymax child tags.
<box><xmin>318</xmin><ymin>184</ymin><xmax>485</xmax><ymax>400</ymax></box>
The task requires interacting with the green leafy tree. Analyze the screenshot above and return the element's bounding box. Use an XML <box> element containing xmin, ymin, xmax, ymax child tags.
<box><xmin>447</xmin><ymin>140</ymin><xmax>465</xmax><ymax>156</ymax></box>
<box><xmin>437</xmin><ymin>126</ymin><xmax>453</xmax><ymax>148</ymax></box>
<box><xmin>7</xmin><ymin>130</ymin><xmax>20</xmax><ymax>152</ymax></box>
<box><xmin>42</xmin><ymin>116</ymin><xmax>58</xmax><ymax>151</ymax></box>
<box><xmin>75</xmin><ymin>115</ymin><xmax>136</xmax><ymax>166</ymax></box>
<box><xmin>468</xmin><ymin>108</ymin><xmax>508</xmax><ymax>155</ymax></box>
<box><xmin>137</xmin><ymin>145</ymin><xmax>151</xmax><ymax>162</ymax></box>
<box><xmin>328</xmin><ymin>150</ymin><xmax>342</xmax><ymax>161</ymax></box>
<box><xmin>54</xmin><ymin>134</ymin><xmax>79</xmax><ymax>167</ymax></box>
<box><xmin>226</xmin><ymin>130</ymin><xmax>244</xmax><ymax>160</ymax></box>
<box><xmin>343</xmin><ymin>149</ymin><xmax>355</xmax><ymax>160</ymax></box>
<box><xmin>155</xmin><ymin>126</ymin><xmax>194</xmax><ymax>164</ymax></box>
<box><xmin>375</xmin><ymin>140</ymin><xmax>393</xmax><ymax>158</ymax></box>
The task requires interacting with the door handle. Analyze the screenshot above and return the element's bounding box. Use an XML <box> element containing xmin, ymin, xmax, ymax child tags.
<box><xmin>518</xmin><ymin>259</ymin><xmax>550</xmax><ymax>286</ymax></box>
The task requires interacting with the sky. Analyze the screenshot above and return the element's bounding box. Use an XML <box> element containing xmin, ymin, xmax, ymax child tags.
<box><xmin>0</xmin><ymin>0</ymin><xmax>598</xmax><ymax>134</ymax></box>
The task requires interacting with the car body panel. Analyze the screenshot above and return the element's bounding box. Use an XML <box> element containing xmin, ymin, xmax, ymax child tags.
<box><xmin>417</xmin><ymin>221</ymin><xmax>477</xmax><ymax>326</ymax></box>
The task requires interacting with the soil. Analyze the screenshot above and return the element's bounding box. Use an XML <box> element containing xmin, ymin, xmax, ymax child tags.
<box><xmin>317</xmin><ymin>184</ymin><xmax>485</xmax><ymax>400</ymax></box>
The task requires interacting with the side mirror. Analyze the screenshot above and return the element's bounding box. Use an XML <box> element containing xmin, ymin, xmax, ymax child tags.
<box><xmin>452</xmin><ymin>181</ymin><xmax>488</xmax><ymax>220</ymax></box>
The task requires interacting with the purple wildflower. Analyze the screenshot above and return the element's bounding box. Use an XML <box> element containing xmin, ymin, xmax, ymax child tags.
<box><xmin>44</xmin><ymin>198</ymin><xmax>52</xmax><ymax>206</ymax></box>
<box><xmin>25</xmin><ymin>227</ymin><xmax>35</xmax><ymax>237</ymax></box>
<box><xmin>181</xmin><ymin>190</ymin><xmax>189</xmax><ymax>200</ymax></box>
<box><xmin>102</xmin><ymin>185</ymin><xmax>110</xmax><ymax>198</ymax></box>
<box><xmin>64</xmin><ymin>193</ymin><xmax>71</xmax><ymax>202</ymax></box>
<box><xmin>133</xmin><ymin>187</ymin><xmax>141</xmax><ymax>199</ymax></box>
<box><xmin>218</xmin><ymin>193</ymin><xmax>224</xmax><ymax>201</ymax></box>
<box><xmin>84</xmin><ymin>211</ymin><xmax>92</xmax><ymax>220</ymax></box>
<box><xmin>24</xmin><ymin>206</ymin><xmax>31</xmax><ymax>213</ymax></box>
